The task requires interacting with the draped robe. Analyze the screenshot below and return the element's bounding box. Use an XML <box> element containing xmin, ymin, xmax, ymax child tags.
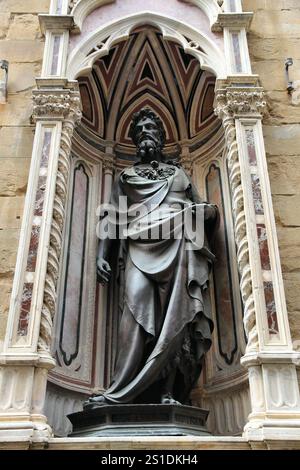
<box><xmin>101</xmin><ymin>162</ymin><xmax>216</xmax><ymax>404</ymax></box>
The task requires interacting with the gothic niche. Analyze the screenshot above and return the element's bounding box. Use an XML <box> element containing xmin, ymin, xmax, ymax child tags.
<box><xmin>45</xmin><ymin>26</ymin><xmax>248</xmax><ymax>437</ymax></box>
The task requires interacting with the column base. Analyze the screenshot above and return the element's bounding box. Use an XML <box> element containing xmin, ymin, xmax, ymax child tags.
<box><xmin>0</xmin><ymin>414</ymin><xmax>52</xmax><ymax>449</ymax></box>
<box><xmin>244</xmin><ymin>415</ymin><xmax>300</xmax><ymax>449</ymax></box>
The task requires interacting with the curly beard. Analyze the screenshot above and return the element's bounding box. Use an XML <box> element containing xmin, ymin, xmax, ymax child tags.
<box><xmin>137</xmin><ymin>139</ymin><xmax>161</xmax><ymax>160</ymax></box>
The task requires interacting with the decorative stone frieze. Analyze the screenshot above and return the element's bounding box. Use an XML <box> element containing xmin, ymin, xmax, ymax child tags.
<box><xmin>32</xmin><ymin>90</ymin><xmax>82</xmax><ymax>122</ymax></box>
<box><xmin>215</xmin><ymin>87</ymin><xmax>267</xmax><ymax>118</ymax></box>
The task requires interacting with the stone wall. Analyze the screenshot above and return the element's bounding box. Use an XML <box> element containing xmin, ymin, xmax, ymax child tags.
<box><xmin>0</xmin><ymin>0</ymin><xmax>50</xmax><ymax>346</ymax></box>
<box><xmin>243</xmin><ymin>0</ymin><xmax>300</xmax><ymax>346</ymax></box>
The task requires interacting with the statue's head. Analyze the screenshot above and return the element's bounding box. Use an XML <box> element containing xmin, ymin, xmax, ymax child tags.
<box><xmin>129</xmin><ymin>108</ymin><xmax>166</xmax><ymax>161</ymax></box>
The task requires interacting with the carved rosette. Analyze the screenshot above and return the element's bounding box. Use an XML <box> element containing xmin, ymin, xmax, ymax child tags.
<box><xmin>34</xmin><ymin>89</ymin><xmax>82</xmax><ymax>353</ymax></box>
<box><xmin>215</xmin><ymin>87</ymin><xmax>266</xmax><ymax>353</ymax></box>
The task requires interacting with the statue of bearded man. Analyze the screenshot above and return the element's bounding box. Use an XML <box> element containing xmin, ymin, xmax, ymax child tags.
<box><xmin>86</xmin><ymin>108</ymin><xmax>218</xmax><ymax>408</ymax></box>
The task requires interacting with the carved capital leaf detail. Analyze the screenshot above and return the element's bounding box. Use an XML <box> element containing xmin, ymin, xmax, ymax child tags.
<box><xmin>215</xmin><ymin>88</ymin><xmax>267</xmax><ymax>119</ymax></box>
<box><xmin>32</xmin><ymin>91</ymin><xmax>82</xmax><ymax>124</ymax></box>
<box><xmin>102</xmin><ymin>155</ymin><xmax>115</xmax><ymax>173</ymax></box>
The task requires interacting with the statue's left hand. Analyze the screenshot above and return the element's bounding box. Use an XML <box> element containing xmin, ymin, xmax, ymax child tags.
<box><xmin>97</xmin><ymin>257</ymin><xmax>111</xmax><ymax>284</ymax></box>
<box><xmin>204</xmin><ymin>203</ymin><xmax>218</xmax><ymax>221</ymax></box>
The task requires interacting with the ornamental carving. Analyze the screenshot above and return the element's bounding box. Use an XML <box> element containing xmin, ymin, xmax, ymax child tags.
<box><xmin>102</xmin><ymin>155</ymin><xmax>115</xmax><ymax>174</ymax></box>
<box><xmin>215</xmin><ymin>89</ymin><xmax>259</xmax><ymax>352</ymax></box>
<box><xmin>134</xmin><ymin>162</ymin><xmax>176</xmax><ymax>180</ymax></box>
<box><xmin>32</xmin><ymin>91</ymin><xmax>82</xmax><ymax>123</ymax></box>
<box><xmin>215</xmin><ymin>88</ymin><xmax>266</xmax><ymax>119</ymax></box>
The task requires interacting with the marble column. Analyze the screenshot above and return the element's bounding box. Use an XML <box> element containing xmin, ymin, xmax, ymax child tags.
<box><xmin>215</xmin><ymin>82</ymin><xmax>300</xmax><ymax>444</ymax></box>
<box><xmin>0</xmin><ymin>84</ymin><xmax>82</xmax><ymax>445</ymax></box>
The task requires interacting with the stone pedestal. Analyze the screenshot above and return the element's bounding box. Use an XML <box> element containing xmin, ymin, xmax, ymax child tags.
<box><xmin>68</xmin><ymin>404</ymin><xmax>210</xmax><ymax>437</ymax></box>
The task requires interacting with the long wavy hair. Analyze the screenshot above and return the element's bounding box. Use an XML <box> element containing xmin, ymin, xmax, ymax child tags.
<box><xmin>129</xmin><ymin>107</ymin><xmax>166</xmax><ymax>151</ymax></box>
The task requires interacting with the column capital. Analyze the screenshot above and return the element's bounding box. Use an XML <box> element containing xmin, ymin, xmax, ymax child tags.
<box><xmin>102</xmin><ymin>154</ymin><xmax>115</xmax><ymax>174</ymax></box>
<box><xmin>215</xmin><ymin>86</ymin><xmax>267</xmax><ymax>120</ymax></box>
<box><xmin>38</xmin><ymin>14</ymin><xmax>74</xmax><ymax>35</ymax></box>
<box><xmin>213</xmin><ymin>12</ymin><xmax>253</xmax><ymax>32</ymax></box>
<box><xmin>32</xmin><ymin>87</ymin><xmax>82</xmax><ymax>124</ymax></box>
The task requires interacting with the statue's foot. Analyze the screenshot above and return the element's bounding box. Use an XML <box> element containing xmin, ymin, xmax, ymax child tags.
<box><xmin>161</xmin><ymin>393</ymin><xmax>181</xmax><ymax>405</ymax></box>
<box><xmin>83</xmin><ymin>394</ymin><xmax>108</xmax><ymax>409</ymax></box>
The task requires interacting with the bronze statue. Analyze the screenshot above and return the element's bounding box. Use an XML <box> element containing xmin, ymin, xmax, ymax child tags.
<box><xmin>86</xmin><ymin>108</ymin><xmax>218</xmax><ymax>407</ymax></box>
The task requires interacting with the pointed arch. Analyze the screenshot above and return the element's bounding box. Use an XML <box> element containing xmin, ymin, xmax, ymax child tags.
<box><xmin>67</xmin><ymin>12</ymin><xmax>226</xmax><ymax>80</ymax></box>
<box><xmin>71</xmin><ymin>0</ymin><xmax>222</xmax><ymax>32</ymax></box>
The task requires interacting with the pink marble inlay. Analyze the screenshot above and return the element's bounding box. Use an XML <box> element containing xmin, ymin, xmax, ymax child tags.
<box><xmin>18</xmin><ymin>283</ymin><xmax>33</xmax><ymax>336</ymax></box>
<box><xmin>56</xmin><ymin>0</ymin><xmax>63</xmax><ymax>14</ymax></box>
<box><xmin>256</xmin><ymin>224</ymin><xmax>271</xmax><ymax>271</ymax></box>
<box><xmin>229</xmin><ymin>0</ymin><xmax>236</xmax><ymax>12</ymax></box>
<box><xmin>264</xmin><ymin>281</ymin><xmax>279</xmax><ymax>335</ymax></box>
<box><xmin>251</xmin><ymin>174</ymin><xmax>264</xmax><ymax>215</ymax></box>
<box><xmin>232</xmin><ymin>33</ymin><xmax>242</xmax><ymax>73</ymax></box>
<box><xmin>41</xmin><ymin>131</ymin><xmax>52</xmax><ymax>167</ymax></box>
<box><xmin>34</xmin><ymin>176</ymin><xmax>47</xmax><ymax>216</ymax></box>
<box><xmin>246</xmin><ymin>129</ymin><xmax>257</xmax><ymax>166</ymax></box>
<box><xmin>51</xmin><ymin>36</ymin><xmax>61</xmax><ymax>76</ymax></box>
<box><xmin>26</xmin><ymin>225</ymin><xmax>41</xmax><ymax>272</ymax></box>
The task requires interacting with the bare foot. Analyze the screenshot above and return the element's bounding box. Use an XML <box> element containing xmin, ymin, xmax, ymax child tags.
<box><xmin>161</xmin><ymin>393</ymin><xmax>181</xmax><ymax>405</ymax></box>
<box><xmin>83</xmin><ymin>394</ymin><xmax>108</xmax><ymax>409</ymax></box>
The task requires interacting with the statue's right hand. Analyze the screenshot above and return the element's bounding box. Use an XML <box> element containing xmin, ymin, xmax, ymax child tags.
<box><xmin>97</xmin><ymin>257</ymin><xmax>111</xmax><ymax>284</ymax></box>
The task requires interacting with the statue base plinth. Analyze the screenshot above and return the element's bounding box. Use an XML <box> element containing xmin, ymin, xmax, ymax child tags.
<box><xmin>68</xmin><ymin>404</ymin><xmax>210</xmax><ymax>437</ymax></box>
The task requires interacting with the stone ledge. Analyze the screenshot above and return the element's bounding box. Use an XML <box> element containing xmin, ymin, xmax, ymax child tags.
<box><xmin>213</xmin><ymin>13</ymin><xmax>253</xmax><ymax>32</ymax></box>
<box><xmin>38</xmin><ymin>15</ymin><xmax>74</xmax><ymax>35</ymax></box>
<box><xmin>47</xmin><ymin>436</ymin><xmax>251</xmax><ymax>450</ymax></box>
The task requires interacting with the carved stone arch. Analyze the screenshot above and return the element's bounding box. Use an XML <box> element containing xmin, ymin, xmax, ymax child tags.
<box><xmin>70</xmin><ymin>0</ymin><xmax>223</xmax><ymax>33</ymax></box>
<box><xmin>66</xmin><ymin>11</ymin><xmax>226</xmax><ymax>80</ymax></box>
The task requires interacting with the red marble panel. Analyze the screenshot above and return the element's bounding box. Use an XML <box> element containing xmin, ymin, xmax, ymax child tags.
<box><xmin>256</xmin><ymin>224</ymin><xmax>271</xmax><ymax>271</ymax></box>
<box><xmin>59</xmin><ymin>164</ymin><xmax>89</xmax><ymax>366</ymax></box>
<box><xmin>263</xmin><ymin>281</ymin><xmax>279</xmax><ymax>335</ymax></box>
<box><xmin>26</xmin><ymin>225</ymin><xmax>41</xmax><ymax>272</ymax></box>
<box><xmin>206</xmin><ymin>164</ymin><xmax>238</xmax><ymax>364</ymax></box>
<box><xmin>17</xmin><ymin>283</ymin><xmax>33</xmax><ymax>336</ymax></box>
